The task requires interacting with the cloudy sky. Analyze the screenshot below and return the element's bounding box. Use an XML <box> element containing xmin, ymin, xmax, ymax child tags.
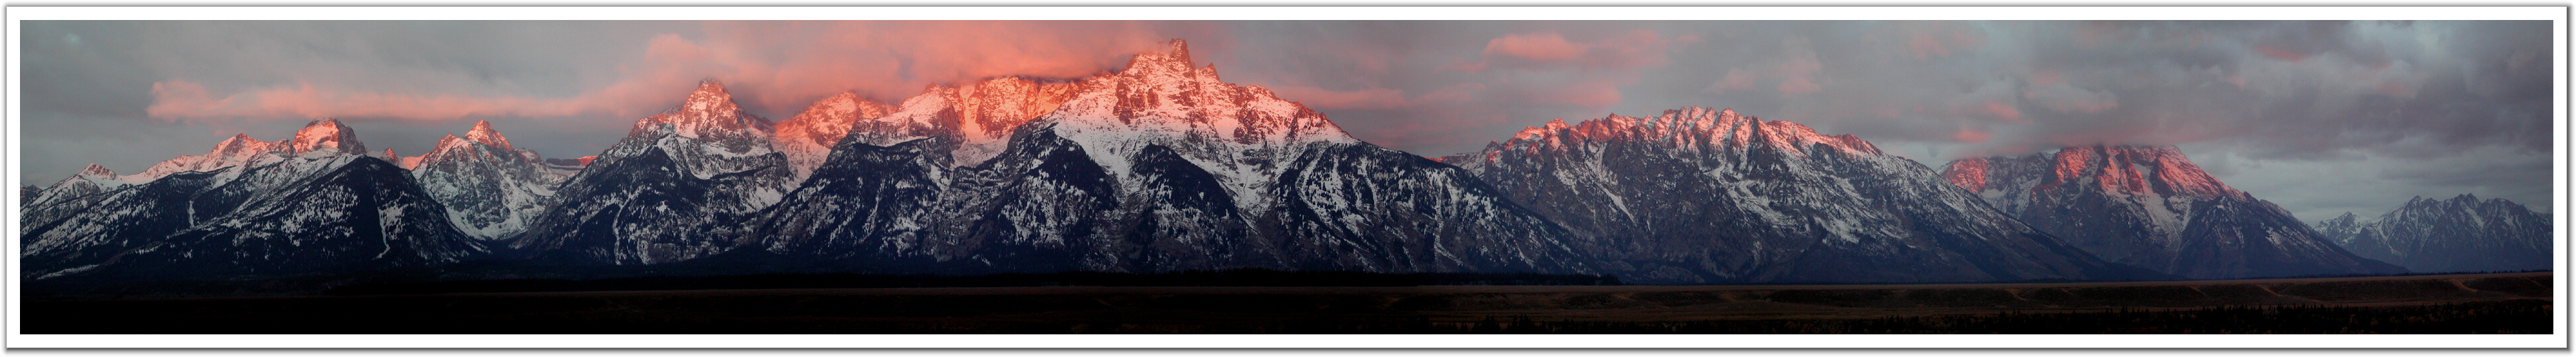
<box><xmin>17</xmin><ymin>20</ymin><xmax>2555</xmax><ymax>221</ymax></box>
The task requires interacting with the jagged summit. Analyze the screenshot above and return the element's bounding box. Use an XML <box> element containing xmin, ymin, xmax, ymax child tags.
<box><xmin>412</xmin><ymin>120</ymin><xmax>558</xmax><ymax>241</ymax></box>
<box><xmin>1943</xmin><ymin>145</ymin><xmax>2235</xmax><ymax>202</ymax></box>
<box><xmin>841</xmin><ymin>76</ymin><xmax>1083</xmax><ymax>167</ymax></box>
<box><xmin>126</xmin><ymin>128</ymin><xmax>323</xmax><ymax>182</ymax></box>
<box><xmin>1482</xmin><ymin>107</ymin><xmax>1881</xmax><ymax>161</ymax></box>
<box><xmin>2319</xmin><ymin>194</ymin><xmax>2549</xmax><ymax>273</ymax></box>
<box><xmin>743</xmin><ymin>39</ymin><xmax>1590</xmax><ymax>276</ymax></box>
<box><xmin>773</xmin><ymin>91</ymin><xmax>898</xmax><ymax>179</ymax></box>
<box><xmin>643</xmin><ymin>80</ymin><xmax>767</xmax><ymax>141</ymax></box>
<box><xmin>512</xmin><ymin>77</ymin><xmax>799</xmax><ymax>264</ymax></box>
<box><xmin>1013</xmin><ymin>38</ymin><xmax>1360</xmax><ymax>213</ymax></box>
<box><xmin>1440</xmin><ymin>107</ymin><xmax>2127</xmax><ymax>283</ymax></box>
<box><xmin>464</xmin><ymin>120</ymin><xmax>514</xmax><ymax>152</ymax></box>
<box><xmin>1121</xmin><ymin>39</ymin><xmax>1197</xmax><ymax>75</ymax></box>
<box><xmin>653</xmin><ymin>79</ymin><xmax>759</xmax><ymax>135</ymax></box>
<box><xmin>79</xmin><ymin>164</ymin><xmax>115</xmax><ymax>178</ymax></box>
<box><xmin>210</xmin><ymin>133</ymin><xmax>273</xmax><ymax>159</ymax></box>
<box><xmin>287</xmin><ymin>119</ymin><xmax>368</xmax><ymax>156</ymax></box>
<box><xmin>1940</xmin><ymin>145</ymin><xmax>2401</xmax><ymax>279</ymax></box>
<box><xmin>23</xmin><ymin>118</ymin><xmax>483</xmax><ymax>282</ymax></box>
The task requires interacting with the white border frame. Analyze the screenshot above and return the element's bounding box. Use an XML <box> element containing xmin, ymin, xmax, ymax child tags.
<box><xmin>4</xmin><ymin>6</ymin><xmax>2565</xmax><ymax>348</ymax></box>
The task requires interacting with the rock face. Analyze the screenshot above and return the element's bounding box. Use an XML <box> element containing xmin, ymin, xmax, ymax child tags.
<box><xmin>771</xmin><ymin>92</ymin><xmax>895</xmax><ymax>180</ymax></box>
<box><xmin>410</xmin><ymin>121</ymin><xmax>561</xmax><ymax>240</ymax></box>
<box><xmin>743</xmin><ymin>39</ymin><xmax>1589</xmax><ymax>275</ymax></box>
<box><xmin>1942</xmin><ymin>145</ymin><xmax>2405</xmax><ymax>279</ymax></box>
<box><xmin>2314</xmin><ymin>195</ymin><xmax>2551</xmax><ymax>273</ymax></box>
<box><xmin>510</xmin><ymin>81</ymin><xmax>800</xmax><ymax>265</ymax></box>
<box><xmin>1438</xmin><ymin>108</ymin><xmax>2148</xmax><ymax>284</ymax></box>
<box><xmin>20</xmin><ymin>119</ymin><xmax>483</xmax><ymax>282</ymax></box>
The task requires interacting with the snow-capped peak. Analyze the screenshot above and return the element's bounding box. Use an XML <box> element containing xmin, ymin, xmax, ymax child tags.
<box><xmin>1045</xmin><ymin>38</ymin><xmax>1355</xmax><ymax>146</ymax></box>
<box><xmin>773</xmin><ymin>91</ymin><xmax>897</xmax><ymax>178</ymax></box>
<box><xmin>1478</xmin><ymin>107</ymin><xmax>1877</xmax><ymax>161</ymax></box>
<box><xmin>640</xmin><ymin>80</ymin><xmax>769</xmax><ymax>141</ymax></box>
<box><xmin>125</xmin><ymin>133</ymin><xmax>282</xmax><ymax>182</ymax></box>
<box><xmin>434</xmin><ymin>133</ymin><xmax>463</xmax><ymax>149</ymax></box>
<box><xmin>287</xmin><ymin>119</ymin><xmax>368</xmax><ymax>157</ymax></box>
<box><xmin>464</xmin><ymin>120</ymin><xmax>515</xmax><ymax>152</ymax></box>
<box><xmin>213</xmin><ymin>134</ymin><xmax>272</xmax><ymax>157</ymax></box>
<box><xmin>1946</xmin><ymin>145</ymin><xmax>2238</xmax><ymax>200</ymax></box>
<box><xmin>687</xmin><ymin>80</ymin><xmax>733</xmax><ymax>114</ymax></box>
<box><xmin>600</xmin><ymin>79</ymin><xmax>782</xmax><ymax>181</ymax></box>
<box><xmin>2062</xmin><ymin>145</ymin><xmax>2235</xmax><ymax>198</ymax></box>
<box><xmin>78</xmin><ymin>164</ymin><xmax>117</xmax><ymax>178</ymax></box>
<box><xmin>1009</xmin><ymin>38</ymin><xmax>1360</xmax><ymax>211</ymax></box>
<box><xmin>1119</xmin><ymin>39</ymin><xmax>1196</xmax><ymax>77</ymax></box>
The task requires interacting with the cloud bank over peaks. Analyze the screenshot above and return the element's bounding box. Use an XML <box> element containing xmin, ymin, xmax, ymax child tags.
<box><xmin>141</xmin><ymin>21</ymin><xmax>1220</xmax><ymax>126</ymax></box>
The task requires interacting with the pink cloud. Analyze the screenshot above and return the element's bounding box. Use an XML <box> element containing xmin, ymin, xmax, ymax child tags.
<box><xmin>148</xmin><ymin>79</ymin><xmax>583</xmax><ymax>121</ymax></box>
<box><xmin>2027</xmin><ymin>69</ymin><xmax>2063</xmax><ymax>86</ymax></box>
<box><xmin>1702</xmin><ymin>67</ymin><xmax>1761</xmax><ymax>95</ymax></box>
<box><xmin>1953</xmin><ymin>126</ymin><xmax>1991</xmax><ymax>143</ymax></box>
<box><xmin>1483</xmin><ymin>33</ymin><xmax>1587</xmax><ymax>63</ymax></box>
<box><xmin>1415</xmin><ymin>83</ymin><xmax>1485</xmax><ymax>105</ymax></box>
<box><xmin>145</xmin><ymin>21</ymin><xmax>1214</xmax><ymax>123</ymax></box>
<box><xmin>1464</xmin><ymin>30</ymin><xmax>1687</xmax><ymax>72</ymax></box>
<box><xmin>1984</xmin><ymin>101</ymin><xmax>2023</xmax><ymax>122</ymax></box>
<box><xmin>1899</xmin><ymin>21</ymin><xmax>1986</xmax><ymax>60</ymax></box>
<box><xmin>1777</xmin><ymin>77</ymin><xmax>1822</xmax><ymax>95</ymax></box>
<box><xmin>2253</xmin><ymin>45</ymin><xmax>2308</xmax><ymax>61</ymax></box>
<box><xmin>1535</xmin><ymin>81</ymin><xmax>1623</xmax><ymax>109</ymax></box>
<box><xmin>2022</xmin><ymin>83</ymin><xmax>2118</xmax><ymax>114</ymax></box>
<box><xmin>1775</xmin><ymin>39</ymin><xmax>1825</xmax><ymax>95</ymax></box>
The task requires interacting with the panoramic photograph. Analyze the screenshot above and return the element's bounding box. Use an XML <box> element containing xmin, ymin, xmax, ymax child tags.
<box><xmin>10</xmin><ymin>17</ymin><xmax>2559</xmax><ymax>340</ymax></box>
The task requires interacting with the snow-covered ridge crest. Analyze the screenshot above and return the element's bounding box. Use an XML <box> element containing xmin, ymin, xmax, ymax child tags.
<box><xmin>1938</xmin><ymin>145</ymin><xmax>2401</xmax><ymax>279</ymax></box>
<box><xmin>807</xmin><ymin>76</ymin><xmax>1082</xmax><ymax>171</ymax></box>
<box><xmin>126</xmin><ymin>119</ymin><xmax>372</xmax><ymax>182</ymax></box>
<box><xmin>2315</xmin><ymin>194</ymin><xmax>2549</xmax><ymax>273</ymax></box>
<box><xmin>24</xmin><ymin>164</ymin><xmax>133</xmax><ymax>209</ymax></box>
<box><xmin>1476</xmin><ymin>107</ymin><xmax>1881</xmax><ymax>163</ymax></box>
<box><xmin>610</xmin><ymin>80</ymin><xmax>780</xmax><ymax>180</ymax></box>
<box><xmin>1939</xmin><ymin>144</ymin><xmax>2246</xmax><ymax>242</ymax></box>
<box><xmin>512</xmin><ymin>79</ymin><xmax>800</xmax><ymax>264</ymax></box>
<box><xmin>774</xmin><ymin>92</ymin><xmax>895</xmax><ymax>179</ymax></box>
<box><xmin>1434</xmin><ymin>106</ymin><xmax>2134</xmax><ymax>283</ymax></box>
<box><xmin>2048</xmin><ymin>145</ymin><xmax>2235</xmax><ymax>198</ymax></box>
<box><xmin>1032</xmin><ymin>39</ymin><xmax>1359</xmax><ymax>208</ymax></box>
<box><xmin>77</xmin><ymin>164</ymin><xmax>117</xmax><ymax>179</ymax></box>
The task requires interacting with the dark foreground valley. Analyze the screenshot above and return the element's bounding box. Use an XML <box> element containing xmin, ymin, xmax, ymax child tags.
<box><xmin>24</xmin><ymin>272</ymin><xmax>2551</xmax><ymax>334</ymax></box>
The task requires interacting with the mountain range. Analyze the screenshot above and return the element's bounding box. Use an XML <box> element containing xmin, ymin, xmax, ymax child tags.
<box><xmin>2314</xmin><ymin>194</ymin><xmax>2551</xmax><ymax>273</ymax></box>
<box><xmin>22</xmin><ymin>119</ymin><xmax>483</xmax><ymax>281</ymax></box>
<box><xmin>1940</xmin><ymin>146</ymin><xmax>2407</xmax><ymax>279</ymax></box>
<box><xmin>1434</xmin><ymin>108</ymin><xmax>2151</xmax><ymax>283</ymax></box>
<box><xmin>21</xmin><ymin>39</ymin><xmax>2524</xmax><ymax>287</ymax></box>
